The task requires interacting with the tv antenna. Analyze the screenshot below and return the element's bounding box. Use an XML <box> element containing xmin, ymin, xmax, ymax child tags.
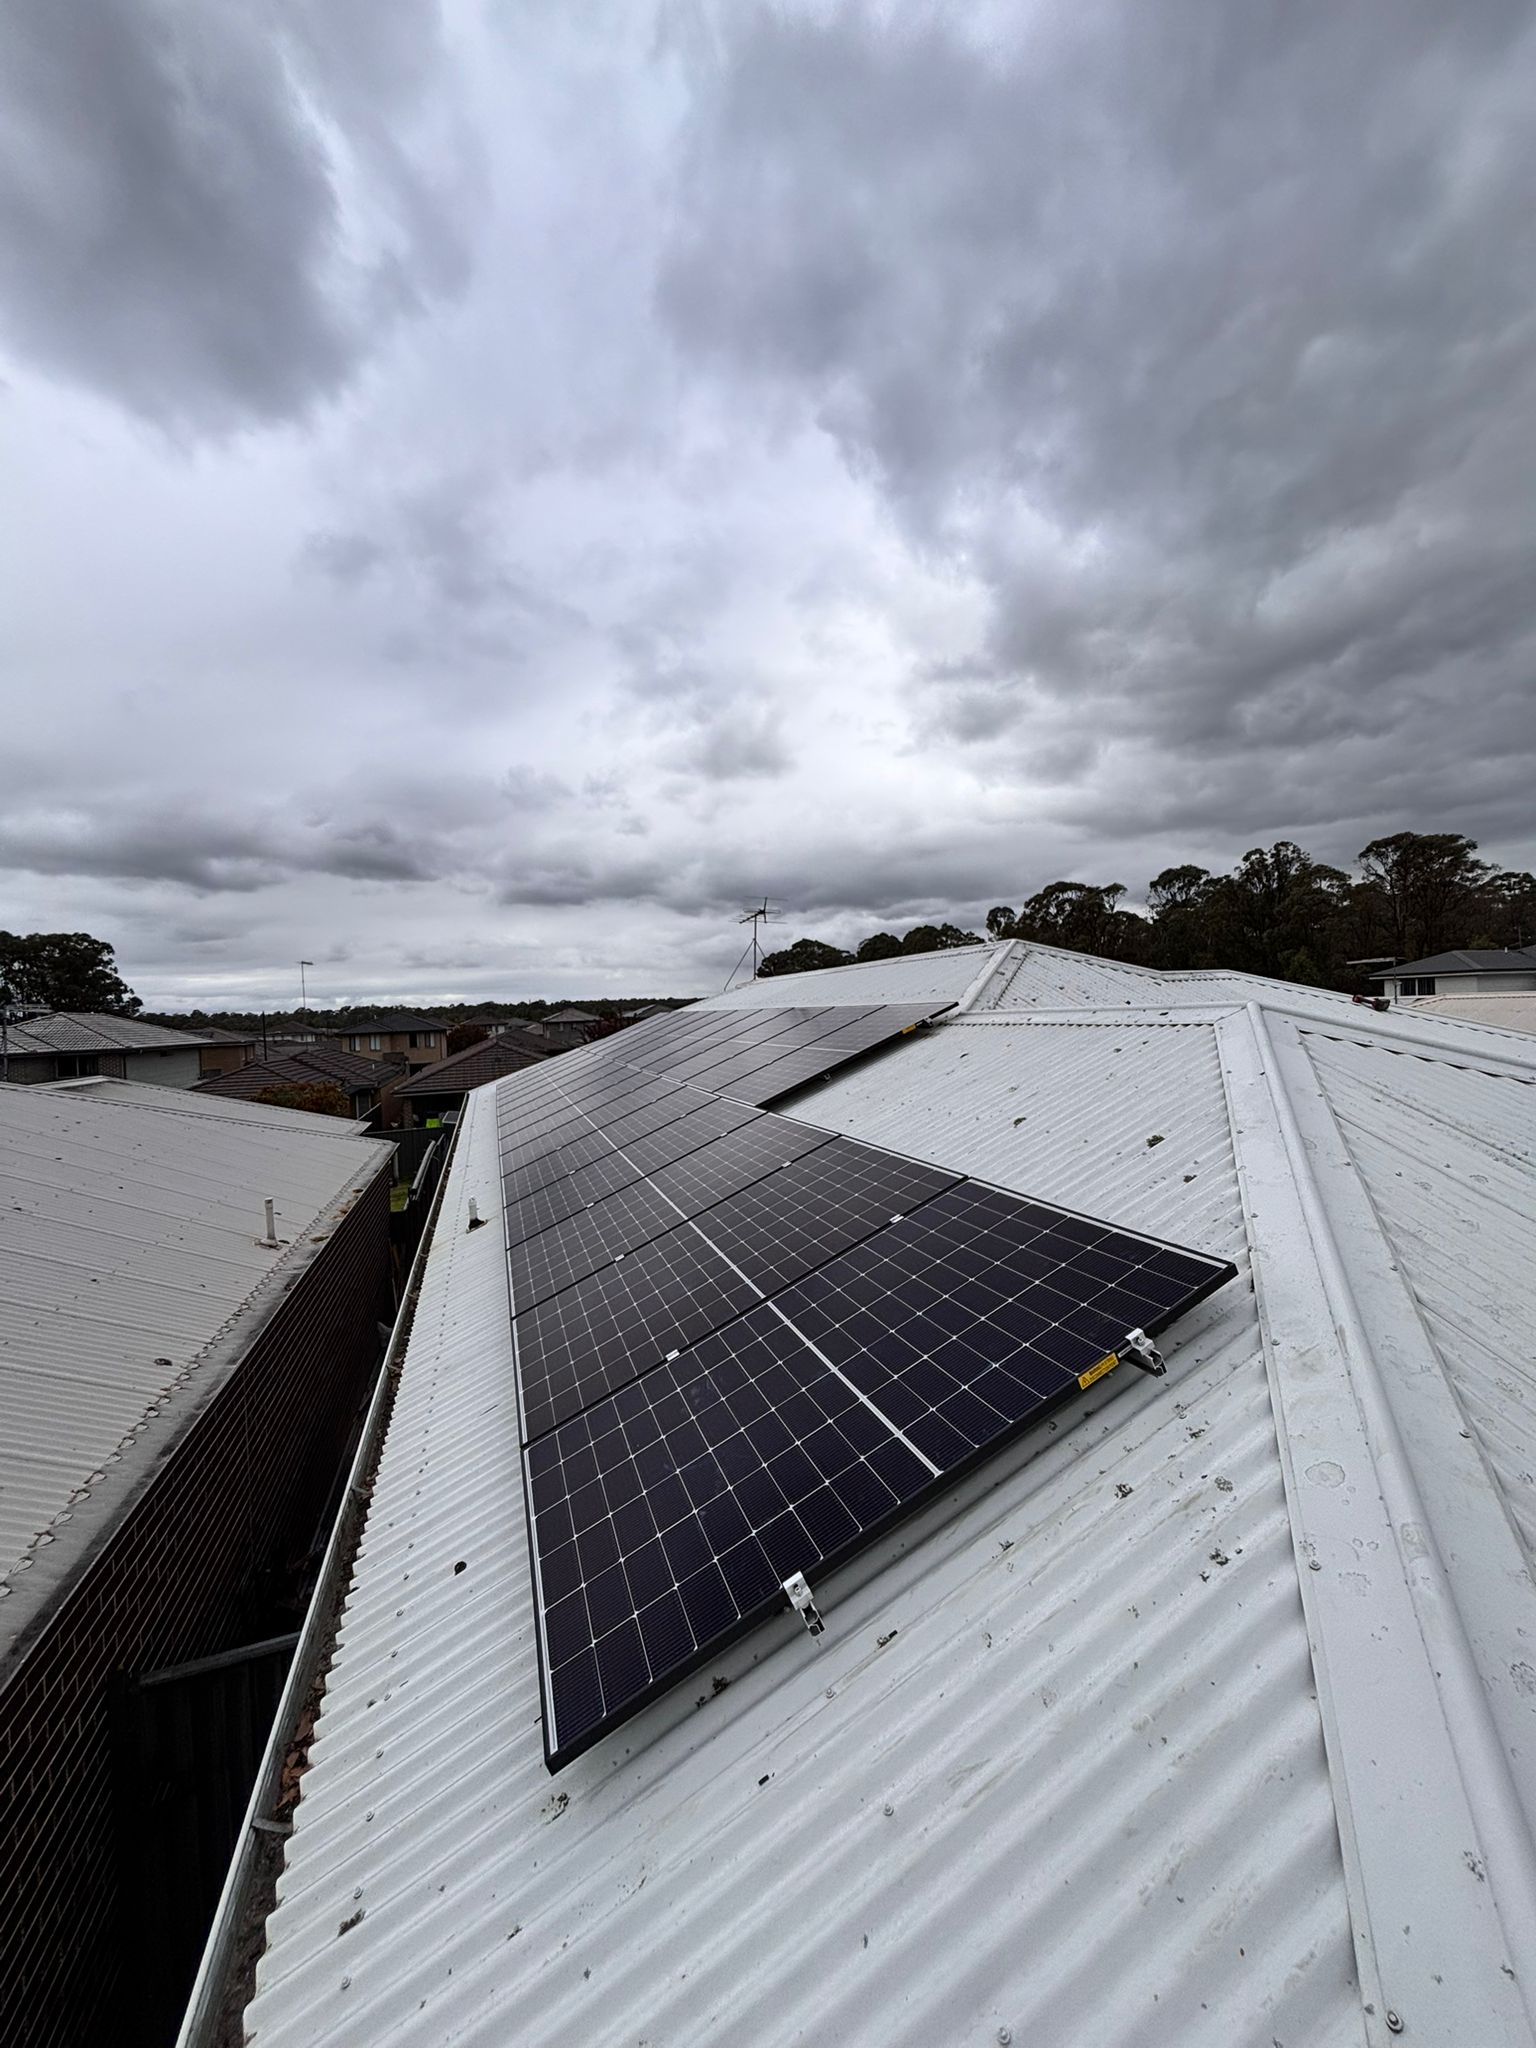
<box><xmin>725</xmin><ymin>900</ymin><xmax>772</xmax><ymax>989</ymax></box>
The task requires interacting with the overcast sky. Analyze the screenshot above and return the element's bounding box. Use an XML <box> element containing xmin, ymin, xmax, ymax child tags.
<box><xmin>3</xmin><ymin>1</ymin><xmax>1533</xmax><ymax>1011</ymax></box>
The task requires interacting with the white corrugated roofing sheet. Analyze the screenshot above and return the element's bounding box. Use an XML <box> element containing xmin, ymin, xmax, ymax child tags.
<box><xmin>0</xmin><ymin>1082</ymin><xmax>393</xmax><ymax>1641</ymax></box>
<box><xmin>43</xmin><ymin>1076</ymin><xmax>371</xmax><ymax>1134</ymax></box>
<box><xmin>238</xmin><ymin>946</ymin><xmax>1536</xmax><ymax>2048</ymax></box>
<box><xmin>710</xmin><ymin>942</ymin><xmax>995</xmax><ymax>1008</ymax></box>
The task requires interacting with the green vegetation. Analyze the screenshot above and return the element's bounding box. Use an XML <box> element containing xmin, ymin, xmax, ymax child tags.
<box><xmin>0</xmin><ymin>931</ymin><xmax>140</xmax><ymax>1014</ymax></box>
<box><xmin>761</xmin><ymin>832</ymin><xmax>1536</xmax><ymax>990</ymax></box>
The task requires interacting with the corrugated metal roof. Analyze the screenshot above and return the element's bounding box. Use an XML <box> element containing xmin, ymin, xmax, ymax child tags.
<box><xmin>233</xmin><ymin>948</ymin><xmax>1536</xmax><ymax>2048</ymax></box>
<box><xmin>0</xmin><ymin>1082</ymin><xmax>393</xmax><ymax>1646</ymax></box>
<box><xmin>710</xmin><ymin>944</ymin><xmax>996</xmax><ymax>1008</ymax></box>
<box><xmin>42</xmin><ymin>1077</ymin><xmax>371</xmax><ymax>1135</ymax></box>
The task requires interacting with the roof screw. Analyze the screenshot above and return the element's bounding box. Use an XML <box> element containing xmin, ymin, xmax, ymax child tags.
<box><xmin>1386</xmin><ymin>2014</ymin><xmax>1404</xmax><ymax>2035</ymax></box>
<box><xmin>1309</xmin><ymin>1559</ymin><xmax>1322</xmax><ymax>1571</ymax></box>
<box><xmin>999</xmin><ymin>2031</ymin><xmax>1013</xmax><ymax>2046</ymax></box>
<box><xmin>353</xmin><ymin>1887</ymin><xmax>363</xmax><ymax>1901</ymax></box>
<box><xmin>340</xmin><ymin>1977</ymin><xmax>352</xmax><ymax>1992</ymax></box>
<box><xmin>883</xmin><ymin>1803</ymin><xmax>894</xmax><ymax>1817</ymax></box>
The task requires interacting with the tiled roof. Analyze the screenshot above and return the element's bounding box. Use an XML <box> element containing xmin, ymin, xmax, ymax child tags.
<box><xmin>193</xmin><ymin>1046</ymin><xmax>403</xmax><ymax>1103</ymax></box>
<box><xmin>322</xmin><ymin>1012</ymin><xmax>443</xmax><ymax>1035</ymax></box>
<box><xmin>0</xmin><ymin>1011</ymin><xmax>214</xmax><ymax>1055</ymax></box>
<box><xmin>394</xmin><ymin>1031</ymin><xmax>553</xmax><ymax>1097</ymax></box>
<box><xmin>1370</xmin><ymin>946</ymin><xmax>1536</xmax><ymax>978</ymax></box>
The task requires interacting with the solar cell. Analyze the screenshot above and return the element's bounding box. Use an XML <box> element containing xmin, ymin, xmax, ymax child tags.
<box><xmin>694</xmin><ymin>1139</ymin><xmax>960</xmax><ymax>1296</ymax></box>
<box><xmin>502</xmin><ymin>1126</ymin><xmax>617</xmax><ymax>1204</ymax></box>
<box><xmin>508</xmin><ymin>1177</ymin><xmax>686</xmax><ymax>1312</ymax></box>
<box><xmin>770</xmin><ymin>1184</ymin><xmax>1231</xmax><ymax>1469</ymax></box>
<box><xmin>618</xmin><ymin>1097</ymin><xmax>762</xmax><ymax>1174</ymax></box>
<box><xmin>525</xmin><ymin>1303</ymin><xmax>933</xmax><ymax>1765</ymax></box>
<box><xmin>515</xmin><ymin>1227</ymin><xmax>760</xmax><ymax>1442</ymax></box>
<box><xmin>646</xmin><ymin>1117</ymin><xmax>834</xmax><ymax>1213</ymax></box>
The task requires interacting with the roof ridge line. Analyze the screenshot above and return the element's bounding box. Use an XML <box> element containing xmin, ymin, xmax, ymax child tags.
<box><xmin>1218</xmin><ymin>1003</ymin><xmax>1536</xmax><ymax>2041</ymax></box>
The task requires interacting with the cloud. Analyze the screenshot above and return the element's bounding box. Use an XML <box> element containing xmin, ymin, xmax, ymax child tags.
<box><xmin>0</xmin><ymin>0</ymin><xmax>471</xmax><ymax>430</ymax></box>
<box><xmin>659</xmin><ymin>1</ymin><xmax>1536</xmax><ymax>851</ymax></box>
<box><xmin>2</xmin><ymin>2</ymin><xmax>1533</xmax><ymax>1010</ymax></box>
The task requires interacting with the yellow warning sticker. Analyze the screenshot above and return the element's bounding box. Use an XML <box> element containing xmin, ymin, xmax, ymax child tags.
<box><xmin>1078</xmin><ymin>1352</ymin><xmax>1119</xmax><ymax>1390</ymax></box>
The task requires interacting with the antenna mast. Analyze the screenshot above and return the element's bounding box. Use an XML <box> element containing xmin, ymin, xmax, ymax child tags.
<box><xmin>739</xmin><ymin>899</ymin><xmax>771</xmax><ymax>979</ymax></box>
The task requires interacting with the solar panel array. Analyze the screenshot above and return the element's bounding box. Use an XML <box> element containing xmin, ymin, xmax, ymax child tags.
<box><xmin>498</xmin><ymin>1002</ymin><xmax>1237</xmax><ymax>1768</ymax></box>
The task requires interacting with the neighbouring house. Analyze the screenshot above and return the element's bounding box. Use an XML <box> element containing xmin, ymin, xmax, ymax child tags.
<box><xmin>188</xmin><ymin>937</ymin><xmax>1536</xmax><ymax>2048</ymax></box>
<box><xmin>0</xmin><ymin>1078</ymin><xmax>395</xmax><ymax>2048</ymax></box>
<box><xmin>193</xmin><ymin>1026</ymin><xmax>258</xmax><ymax>1077</ymax></box>
<box><xmin>193</xmin><ymin>1045</ymin><xmax>407</xmax><ymax>1127</ymax></box>
<box><xmin>1371</xmin><ymin>944</ymin><xmax>1536</xmax><ymax>999</ymax></box>
<box><xmin>0</xmin><ymin>1011</ymin><xmax>218</xmax><ymax>1088</ymax></box>
<box><xmin>1399</xmin><ymin>990</ymin><xmax>1536</xmax><ymax>1035</ymax></box>
<box><xmin>392</xmin><ymin>1028</ymin><xmax>554</xmax><ymax>1126</ymax></box>
<box><xmin>526</xmin><ymin>1004</ymin><xmax>611</xmax><ymax>1048</ymax></box>
<box><xmin>325</xmin><ymin>1012</ymin><xmax>447</xmax><ymax>1072</ymax></box>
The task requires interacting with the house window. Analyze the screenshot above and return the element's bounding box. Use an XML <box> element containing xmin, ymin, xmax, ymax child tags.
<box><xmin>369</xmin><ymin>1034</ymin><xmax>381</xmax><ymax>1051</ymax></box>
<box><xmin>1399</xmin><ymin>977</ymin><xmax>1436</xmax><ymax>996</ymax></box>
<box><xmin>408</xmin><ymin>1031</ymin><xmax>436</xmax><ymax>1049</ymax></box>
<box><xmin>55</xmin><ymin>1055</ymin><xmax>101</xmax><ymax>1079</ymax></box>
<box><xmin>349</xmin><ymin>1035</ymin><xmax>362</xmax><ymax>1052</ymax></box>
<box><xmin>426</xmin><ymin>1033</ymin><xmax>437</xmax><ymax>1047</ymax></box>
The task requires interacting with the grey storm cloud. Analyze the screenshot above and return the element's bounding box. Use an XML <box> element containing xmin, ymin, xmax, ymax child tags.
<box><xmin>660</xmin><ymin>0</ymin><xmax>1536</xmax><ymax>848</ymax></box>
<box><xmin>0</xmin><ymin>0</ymin><xmax>470</xmax><ymax>430</ymax></box>
<box><xmin>2</xmin><ymin>1</ymin><xmax>1534</xmax><ymax>1008</ymax></box>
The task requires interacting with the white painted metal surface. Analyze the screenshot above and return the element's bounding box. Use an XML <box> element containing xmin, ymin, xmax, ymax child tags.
<box><xmin>42</xmin><ymin>1076</ymin><xmax>371</xmax><ymax>1134</ymax></box>
<box><xmin>710</xmin><ymin>943</ymin><xmax>996</xmax><ymax>1008</ymax></box>
<box><xmin>0</xmin><ymin>1082</ymin><xmax>393</xmax><ymax>1642</ymax></box>
<box><xmin>1399</xmin><ymin>991</ymin><xmax>1536</xmax><ymax>1035</ymax></box>
<box><xmin>234</xmin><ymin>948</ymin><xmax>1536</xmax><ymax>2048</ymax></box>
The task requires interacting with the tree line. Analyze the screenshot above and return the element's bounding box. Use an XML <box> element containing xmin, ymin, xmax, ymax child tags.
<box><xmin>759</xmin><ymin>833</ymin><xmax>1536</xmax><ymax>988</ymax></box>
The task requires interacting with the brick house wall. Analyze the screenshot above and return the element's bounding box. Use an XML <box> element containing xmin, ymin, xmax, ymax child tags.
<box><xmin>0</xmin><ymin>1167</ymin><xmax>394</xmax><ymax>2048</ymax></box>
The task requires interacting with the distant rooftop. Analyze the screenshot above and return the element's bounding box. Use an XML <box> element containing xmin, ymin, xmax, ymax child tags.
<box><xmin>0</xmin><ymin>1081</ymin><xmax>392</xmax><ymax>1653</ymax></box>
<box><xmin>322</xmin><ymin>1012</ymin><xmax>442</xmax><ymax>1035</ymax></box>
<box><xmin>1371</xmin><ymin>945</ymin><xmax>1536</xmax><ymax>980</ymax></box>
<box><xmin>395</xmin><ymin>1031</ymin><xmax>553</xmax><ymax>1097</ymax></box>
<box><xmin>193</xmin><ymin>1045</ymin><xmax>403</xmax><ymax>1103</ymax></box>
<box><xmin>0</xmin><ymin>1011</ymin><xmax>215</xmax><ymax>1056</ymax></box>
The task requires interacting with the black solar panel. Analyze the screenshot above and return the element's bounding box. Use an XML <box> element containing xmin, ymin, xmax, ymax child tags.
<box><xmin>694</xmin><ymin>1138</ymin><xmax>960</xmax><ymax>1296</ymax></box>
<box><xmin>646</xmin><ymin>1117</ymin><xmax>834</xmax><ymax>1214</ymax></box>
<box><xmin>500</xmin><ymin>998</ymin><xmax>1236</xmax><ymax>1771</ymax></box>
<box><xmin>619</xmin><ymin>1097</ymin><xmax>762</xmax><ymax>1174</ymax></box>
<box><xmin>508</xmin><ymin>1177</ymin><xmax>687</xmax><ymax>1312</ymax></box>
<box><xmin>525</xmin><ymin>1303</ymin><xmax>933</xmax><ymax>1765</ymax></box>
<box><xmin>771</xmin><ymin>1184</ymin><xmax>1229</xmax><ymax>1469</ymax></box>
<box><xmin>515</xmin><ymin>1227</ymin><xmax>760</xmax><ymax>1442</ymax></box>
<box><xmin>502</xmin><ymin>1126</ymin><xmax>617</xmax><ymax>1204</ymax></box>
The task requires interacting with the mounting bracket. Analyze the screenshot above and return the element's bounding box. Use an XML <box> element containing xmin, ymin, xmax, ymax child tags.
<box><xmin>1120</xmin><ymin>1327</ymin><xmax>1165</xmax><ymax>1376</ymax></box>
<box><xmin>782</xmin><ymin>1571</ymin><xmax>825</xmax><ymax>1636</ymax></box>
